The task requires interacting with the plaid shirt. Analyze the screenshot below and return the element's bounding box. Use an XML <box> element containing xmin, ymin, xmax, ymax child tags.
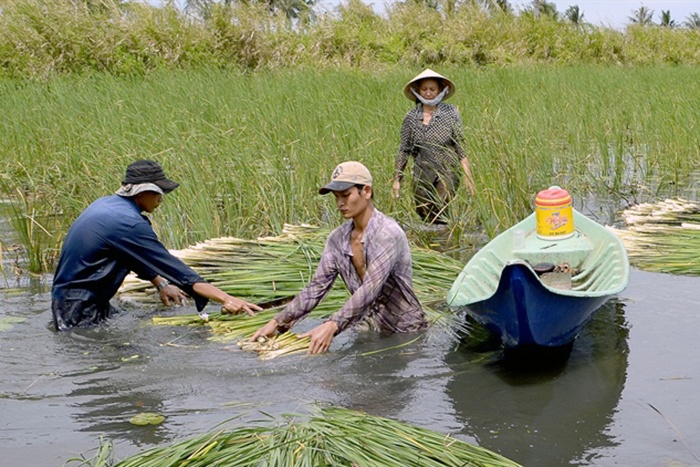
<box><xmin>274</xmin><ymin>209</ymin><xmax>426</xmax><ymax>334</ymax></box>
<box><xmin>394</xmin><ymin>102</ymin><xmax>466</xmax><ymax>182</ymax></box>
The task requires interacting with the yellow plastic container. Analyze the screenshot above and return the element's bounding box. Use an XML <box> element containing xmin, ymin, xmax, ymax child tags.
<box><xmin>535</xmin><ymin>186</ymin><xmax>574</xmax><ymax>240</ymax></box>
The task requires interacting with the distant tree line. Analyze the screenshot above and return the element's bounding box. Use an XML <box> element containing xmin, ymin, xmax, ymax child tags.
<box><xmin>2</xmin><ymin>0</ymin><xmax>700</xmax><ymax>79</ymax></box>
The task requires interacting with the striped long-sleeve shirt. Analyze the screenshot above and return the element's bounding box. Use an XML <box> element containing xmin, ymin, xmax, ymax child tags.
<box><xmin>274</xmin><ymin>209</ymin><xmax>427</xmax><ymax>334</ymax></box>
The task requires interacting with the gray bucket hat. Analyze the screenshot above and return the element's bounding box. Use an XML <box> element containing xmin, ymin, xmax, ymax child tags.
<box><xmin>116</xmin><ymin>160</ymin><xmax>179</xmax><ymax>197</ymax></box>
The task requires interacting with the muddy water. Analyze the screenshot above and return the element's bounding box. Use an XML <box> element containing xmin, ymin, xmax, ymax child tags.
<box><xmin>1</xmin><ymin>221</ymin><xmax>699</xmax><ymax>466</ymax></box>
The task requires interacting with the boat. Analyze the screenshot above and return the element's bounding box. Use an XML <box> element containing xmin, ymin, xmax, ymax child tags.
<box><xmin>447</xmin><ymin>209</ymin><xmax>630</xmax><ymax>349</ymax></box>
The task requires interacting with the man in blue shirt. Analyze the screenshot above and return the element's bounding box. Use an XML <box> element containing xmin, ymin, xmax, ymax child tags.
<box><xmin>51</xmin><ymin>160</ymin><xmax>261</xmax><ymax>331</ymax></box>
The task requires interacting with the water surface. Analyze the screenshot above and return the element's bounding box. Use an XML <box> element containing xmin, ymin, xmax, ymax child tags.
<box><xmin>1</xmin><ymin>266</ymin><xmax>699</xmax><ymax>466</ymax></box>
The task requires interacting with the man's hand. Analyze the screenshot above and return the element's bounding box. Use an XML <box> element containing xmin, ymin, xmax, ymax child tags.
<box><xmin>250</xmin><ymin>319</ymin><xmax>280</xmax><ymax>342</ymax></box>
<box><xmin>221</xmin><ymin>296</ymin><xmax>262</xmax><ymax>317</ymax></box>
<box><xmin>300</xmin><ymin>321</ymin><xmax>339</xmax><ymax>354</ymax></box>
<box><xmin>158</xmin><ymin>285</ymin><xmax>188</xmax><ymax>307</ymax></box>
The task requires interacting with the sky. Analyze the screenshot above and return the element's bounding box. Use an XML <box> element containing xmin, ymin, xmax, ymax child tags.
<box><xmin>500</xmin><ymin>1</ymin><xmax>698</xmax><ymax>28</ymax></box>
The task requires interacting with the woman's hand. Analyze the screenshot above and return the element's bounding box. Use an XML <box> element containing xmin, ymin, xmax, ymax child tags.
<box><xmin>392</xmin><ymin>179</ymin><xmax>401</xmax><ymax>199</ymax></box>
<box><xmin>299</xmin><ymin>321</ymin><xmax>339</xmax><ymax>354</ymax></box>
<box><xmin>250</xmin><ymin>319</ymin><xmax>280</xmax><ymax>341</ymax></box>
<box><xmin>464</xmin><ymin>176</ymin><xmax>476</xmax><ymax>196</ymax></box>
<box><xmin>460</xmin><ymin>159</ymin><xmax>476</xmax><ymax>196</ymax></box>
<box><xmin>221</xmin><ymin>296</ymin><xmax>262</xmax><ymax>317</ymax></box>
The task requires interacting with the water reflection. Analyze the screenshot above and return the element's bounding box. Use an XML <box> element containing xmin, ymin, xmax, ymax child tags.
<box><xmin>444</xmin><ymin>300</ymin><xmax>629</xmax><ymax>466</ymax></box>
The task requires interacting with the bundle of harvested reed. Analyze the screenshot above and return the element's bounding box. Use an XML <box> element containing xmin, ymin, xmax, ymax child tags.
<box><xmin>117</xmin><ymin>224</ymin><xmax>343</xmax><ymax>307</ymax></box>
<box><xmin>120</xmin><ymin>224</ymin><xmax>464</xmax><ymax>357</ymax></box>
<box><xmin>610</xmin><ymin>198</ymin><xmax>700</xmax><ymax>275</ymax></box>
<box><xmin>237</xmin><ymin>333</ymin><xmax>311</xmax><ymax>360</ymax></box>
<box><xmin>70</xmin><ymin>406</ymin><xmax>522</xmax><ymax>467</ymax></box>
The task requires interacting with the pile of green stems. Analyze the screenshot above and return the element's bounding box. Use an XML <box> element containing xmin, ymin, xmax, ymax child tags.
<box><xmin>614</xmin><ymin>198</ymin><xmax>700</xmax><ymax>275</ymax></box>
<box><xmin>122</xmin><ymin>225</ymin><xmax>464</xmax><ymax>344</ymax></box>
<box><xmin>79</xmin><ymin>406</ymin><xmax>521</xmax><ymax>467</ymax></box>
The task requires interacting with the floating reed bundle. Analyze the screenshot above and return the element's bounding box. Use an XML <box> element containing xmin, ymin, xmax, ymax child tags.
<box><xmin>69</xmin><ymin>406</ymin><xmax>522</xmax><ymax>467</ymax></box>
<box><xmin>118</xmin><ymin>224</ymin><xmax>465</xmax><ymax>357</ymax></box>
<box><xmin>237</xmin><ymin>333</ymin><xmax>312</xmax><ymax>360</ymax></box>
<box><xmin>610</xmin><ymin>198</ymin><xmax>700</xmax><ymax>275</ymax></box>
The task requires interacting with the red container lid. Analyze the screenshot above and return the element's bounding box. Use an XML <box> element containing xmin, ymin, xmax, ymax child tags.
<box><xmin>535</xmin><ymin>186</ymin><xmax>572</xmax><ymax>207</ymax></box>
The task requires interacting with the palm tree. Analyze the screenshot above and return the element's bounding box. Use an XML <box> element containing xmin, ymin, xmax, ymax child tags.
<box><xmin>481</xmin><ymin>0</ymin><xmax>511</xmax><ymax>14</ymax></box>
<box><xmin>629</xmin><ymin>6</ymin><xmax>654</xmax><ymax>26</ymax></box>
<box><xmin>659</xmin><ymin>10</ymin><xmax>675</xmax><ymax>28</ymax></box>
<box><xmin>494</xmin><ymin>0</ymin><xmax>512</xmax><ymax>13</ymax></box>
<box><xmin>564</xmin><ymin>5</ymin><xmax>584</xmax><ymax>25</ymax></box>
<box><xmin>539</xmin><ymin>0</ymin><xmax>557</xmax><ymax>19</ymax></box>
<box><xmin>268</xmin><ymin>0</ymin><xmax>315</xmax><ymax>20</ymax></box>
<box><xmin>529</xmin><ymin>0</ymin><xmax>557</xmax><ymax>19</ymax></box>
<box><xmin>684</xmin><ymin>12</ymin><xmax>700</xmax><ymax>29</ymax></box>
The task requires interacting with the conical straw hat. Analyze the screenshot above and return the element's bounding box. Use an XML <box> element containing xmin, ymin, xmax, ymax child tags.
<box><xmin>403</xmin><ymin>69</ymin><xmax>456</xmax><ymax>101</ymax></box>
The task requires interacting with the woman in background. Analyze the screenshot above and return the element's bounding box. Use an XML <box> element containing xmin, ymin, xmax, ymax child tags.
<box><xmin>392</xmin><ymin>69</ymin><xmax>475</xmax><ymax>224</ymax></box>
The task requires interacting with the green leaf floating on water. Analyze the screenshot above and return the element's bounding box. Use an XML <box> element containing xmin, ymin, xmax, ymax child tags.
<box><xmin>0</xmin><ymin>317</ymin><xmax>27</xmax><ymax>332</ymax></box>
<box><xmin>130</xmin><ymin>412</ymin><xmax>165</xmax><ymax>426</ymax></box>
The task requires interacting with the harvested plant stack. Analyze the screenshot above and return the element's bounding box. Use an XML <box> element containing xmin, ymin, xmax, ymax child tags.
<box><xmin>77</xmin><ymin>406</ymin><xmax>522</xmax><ymax>467</ymax></box>
<box><xmin>118</xmin><ymin>224</ymin><xmax>466</xmax><ymax>355</ymax></box>
<box><xmin>119</xmin><ymin>224</ymin><xmax>343</xmax><ymax>308</ymax></box>
<box><xmin>611</xmin><ymin>198</ymin><xmax>700</xmax><ymax>275</ymax></box>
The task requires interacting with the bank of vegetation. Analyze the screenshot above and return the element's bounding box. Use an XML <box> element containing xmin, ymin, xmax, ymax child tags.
<box><xmin>1</xmin><ymin>0</ymin><xmax>700</xmax><ymax>273</ymax></box>
<box><xmin>1</xmin><ymin>0</ymin><xmax>700</xmax><ymax>79</ymax></box>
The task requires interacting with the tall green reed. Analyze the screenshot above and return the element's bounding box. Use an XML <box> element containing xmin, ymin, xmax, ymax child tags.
<box><xmin>0</xmin><ymin>172</ymin><xmax>60</xmax><ymax>272</ymax></box>
<box><xmin>2</xmin><ymin>66</ymin><xmax>700</xmax><ymax>272</ymax></box>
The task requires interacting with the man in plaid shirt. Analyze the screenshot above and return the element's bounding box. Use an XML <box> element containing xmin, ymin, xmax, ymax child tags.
<box><xmin>251</xmin><ymin>161</ymin><xmax>427</xmax><ymax>354</ymax></box>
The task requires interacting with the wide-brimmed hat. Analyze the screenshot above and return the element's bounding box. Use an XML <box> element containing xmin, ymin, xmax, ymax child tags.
<box><xmin>403</xmin><ymin>69</ymin><xmax>455</xmax><ymax>101</ymax></box>
<box><xmin>115</xmin><ymin>160</ymin><xmax>179</xmax><ymax>197</ymax></box>
<box><xmin>319</xmin><ymin>161</ymin><xmax>373</xmax><ymax>195</ymax></box>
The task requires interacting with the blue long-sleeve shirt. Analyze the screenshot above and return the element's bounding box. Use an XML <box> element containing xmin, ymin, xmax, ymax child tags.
<box><xmin>51</xmin><ymin>195</ymin><xmax>208</xmax><ymax>315</ymax></box>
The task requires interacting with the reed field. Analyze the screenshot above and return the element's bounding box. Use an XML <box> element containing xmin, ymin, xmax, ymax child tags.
<box><xmin>2</xmin><ymin>4</ymin><xmax>700</xmax><ymax>462</ymax></box>
<box><xmin>2</xmin><ymin>65</ymin><xmax>700</xmax><ymax>272</ymax></box>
